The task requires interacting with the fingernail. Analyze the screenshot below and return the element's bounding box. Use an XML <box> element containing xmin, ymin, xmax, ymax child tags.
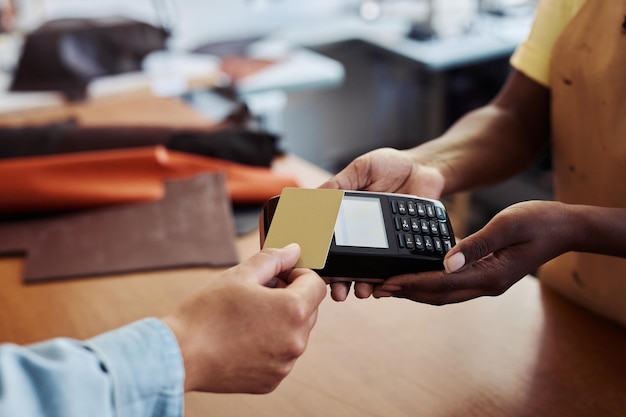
<box><xmin>380</xmin><ymin>285</ymin><xmax>401</xmax><ymax>292</ymax></box>
<box><xmin>284</xmin><ymin>243</ymin><xmax>300</xmax><ymax>250</ymax></box>
<box><xmin>374</xmin><ymin>291</ymin><xmax>393</xmax><ymax>298</ymax></box>
<box><xmin>444</xmin><ymin>252</ymin><xmax>465</xmax><ymax>273</ymax></box>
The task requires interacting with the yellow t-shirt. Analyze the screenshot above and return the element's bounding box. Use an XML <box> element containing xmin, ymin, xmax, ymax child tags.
<box><xmin>510</xmin><ymin>0</ymin><xmax>587</xmax><ymax>87</ymax></box>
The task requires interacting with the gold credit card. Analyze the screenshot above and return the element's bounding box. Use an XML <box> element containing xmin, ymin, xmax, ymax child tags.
<box><xmin>262</xmin><ymin>187</ymin><xmax>344</xmax><ymax>269</ymax></box>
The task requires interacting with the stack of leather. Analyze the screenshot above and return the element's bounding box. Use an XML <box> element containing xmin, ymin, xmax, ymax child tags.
<box><xmin>0</xmin><ymin>123</ymin><xmax>298</xmax><ymax>283</ymax></box>
<box><xmin>2</xmin><ymin>19</ymin><xmax>297</xmax><ymax>283</ymax></box>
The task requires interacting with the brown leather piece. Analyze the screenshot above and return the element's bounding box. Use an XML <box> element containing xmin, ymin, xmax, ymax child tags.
<box><xmin>0</xmin><ymin>174</ymin><xmax>239</xmax><ymax>282</ymax></box>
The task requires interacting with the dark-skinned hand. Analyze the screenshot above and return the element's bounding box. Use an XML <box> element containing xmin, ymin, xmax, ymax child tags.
<box><xmin>372</xmin><ymin>200</ymin><xmax>573</xmax><ymax>304</ymax></box>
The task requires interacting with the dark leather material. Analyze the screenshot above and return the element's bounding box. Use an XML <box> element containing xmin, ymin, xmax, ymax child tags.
<box><xmin>0</xmin><ymin>123</ymin><xmax>281</xmax><ymax>167</ymax></box>
<box><xmin>0</xmin><ymin>174</ymin><xmax>239</xmax><ymax>282</ymax></box>
<box><xmin>10</xmin><ymin>17</ymin><xmax>169</xmax><ymax>100</ymax></box>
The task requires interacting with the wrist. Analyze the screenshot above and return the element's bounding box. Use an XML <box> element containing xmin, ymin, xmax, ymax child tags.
<box><xmin>552</xmin><ymin>202</ymin><xmax>578</xmax><ymax>250</ymax></box>
<box><xmin>564</xmin><ymin>204</ymin><xmax>626</xmax><ymax>256</ymax></box>
<box><xmin>162</xmin><ymin>314</ymin><xmax>199</xmax><ymax>392</ymax></box>
<box><xmin>555</xmin><ymin>202</ymin><xmax>597</xmax><ymax>254</ymax></box>
<box><xmin>405</xmin><ymin>145</ymin><xmax>452</xmax><ymax>197</ymax></box>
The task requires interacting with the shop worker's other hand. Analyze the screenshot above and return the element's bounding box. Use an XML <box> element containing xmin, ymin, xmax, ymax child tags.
<box><xmin>162</xmin><ymin>244</ymin><xmax>327</xmax><ymax>394</ymax></box>
<box><xmin>373</xmin><ymin>200</ymin><xmax>573</xmax><ymax>304</ymax></box>
<box><xmin>319</xmin><ymin>147</ymin><xmax>445</xmax><ymax>302</ymax></box>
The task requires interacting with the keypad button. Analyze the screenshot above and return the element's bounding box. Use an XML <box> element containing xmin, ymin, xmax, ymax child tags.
<box><xmin>429</xmin><ymin>220</ymin><xmax>439</xmax><ymax>235</ymax></box>
<box><xmin>407</xmin><ymin>201</ymin><xmax>416</xmax><ymax>216</ymax></box>
<box><xmin>440</xmin><ymin>222</ymin><xmax>449</xmax><ymax>237</ymax></box>
<box><xmin>404</xmin><ymin>234</ymin><xmax>414</xmax><ymax>249</ymax></box>
<box><xmin>433</xmin><ymin>237</ymin><xmax>443</xmax><ymax>253</ymax></box>
<box><xmin>414</xmin><ymin>235</ymin><xmax>425</xmax><ymax>251</ymax></box>
<box><xmin>425</xmin><ymin>204</ymin><xmax>436</xmax><ymax>218</ymax></box>
<box><xmin>391</xmin><ymin>197</ymin><xmax>454</xmax><ymax>259</ymax></box>
<box><xmin>417</xmin><ymin>203</ymin><xmax>426</xmax><ymax>217</ymax></box>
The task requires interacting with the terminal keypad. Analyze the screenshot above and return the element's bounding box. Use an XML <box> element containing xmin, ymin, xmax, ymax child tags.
<box><xmin>391</xmin><ymin>198</ymin><xmax>453</xmax><ymax>256</ymax></box>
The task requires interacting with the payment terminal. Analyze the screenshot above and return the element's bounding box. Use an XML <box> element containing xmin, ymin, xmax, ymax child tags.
<box><xmin>260</xmin><ymin>188</ymin><xmax>456</xmax><ymax>282</ymax></box>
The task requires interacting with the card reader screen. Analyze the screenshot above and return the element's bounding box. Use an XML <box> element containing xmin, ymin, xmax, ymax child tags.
<box><xmin>334</xmin><ymin>196</ymin><xmax>389</xmax><ymax>248</ymax></box>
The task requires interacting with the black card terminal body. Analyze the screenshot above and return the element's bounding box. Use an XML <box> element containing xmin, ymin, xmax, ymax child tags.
<box><xmin>260</xmin><ymin>190</ymin><xmax>456</xmax><ymax>282</ymax></box>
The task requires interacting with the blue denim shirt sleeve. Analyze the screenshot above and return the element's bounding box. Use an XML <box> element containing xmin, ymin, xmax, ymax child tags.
<box><xmin>0</xmin><ymin>318</ymin><xmax>184</xmax><ymax>417</ymax></box>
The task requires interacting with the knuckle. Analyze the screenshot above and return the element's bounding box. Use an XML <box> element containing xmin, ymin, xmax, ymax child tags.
<box><xmin>257</xmin><ymin>247</ymin><xmax>288</xmax><ymax>276</ymax></box>
<box><xmin>352</xmin><ymin>153</ymin><xmax>370</xmax><ymax>170</ymax></box>
<box><xmin>254</xmin><ymin>380</ymin><xmax>281</xmax><ymax>395</ymax></box>
<box><xmin>284</xmin><ymin>296</ymin><xmax>309</xmax><ymax>324</ymax></box>
<box><xmin>273</xmin><ymin>362</ymin><xmax>294</xmax><ymax>384</ymax></box>
<box><xmin>286</xmin><ymin>336</ymin><xmax>308</xmax><ymax>358</ymax></box>
<box><xmin>277</xmin><ymin>327</ymin><xmax>308</xmax><ymax>359</ymax></box>
<box><xmin>463</xmin><ymin>235</ymin><xmax>493</xmax><ymax>261</ymax></box>
<box><xmin>260</xmin><ymin>246</ymin><xmax>280</xmax><ymax>256</ymax></box>
<box><xmin>276</xmin><ymin>362</ymin><xmax>294</xmax><ymax>381</ymax></box>
<box><xmin>351</xmin><ymin>156</ymin><xmax>372</xmax><ymax>189</ymax></box>
<box><xmin>483</xmin><ymin>277</ymin><xmax>509</xmax><ymax>296</ymax></box>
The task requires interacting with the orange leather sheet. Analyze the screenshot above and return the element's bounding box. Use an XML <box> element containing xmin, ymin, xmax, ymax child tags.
<box><xmin>0</xmin><ymin>146</ymin><xmax>298</xmax><ymax>214</ymax></box>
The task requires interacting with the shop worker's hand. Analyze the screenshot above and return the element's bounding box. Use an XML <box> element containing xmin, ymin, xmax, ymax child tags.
<box><xmin>319</xmin><ymin>147</ymin><xmax>445</xmax><ymax>302</ymax></box>
<box><xmin>371</xmin><ymin>201</ymin><xmax>572</xmax><ymax>304</ymax></box>
<box><xmin>162</xmin><ymin>244</ymin><xmax>326</xmax><ymax>394</ymax></box>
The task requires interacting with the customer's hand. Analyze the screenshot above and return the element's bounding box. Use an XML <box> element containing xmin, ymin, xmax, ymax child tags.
<box><xmin>372</xmin><ymin>201</ymin><xmax>573</xmax><ymax>304</ymax></box>
<box><xmin>162</xmin><ymin>244</ymin><xmax>326</xmax><ymax>394</ymax></box>
<box><xmin>319</xmin><ymin>147</ymin><xmax>445</xmax><ymax>301</ymax></box>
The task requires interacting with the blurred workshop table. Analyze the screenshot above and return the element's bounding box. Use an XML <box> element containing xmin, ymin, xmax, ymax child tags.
<box><xmin>0</xmin><ymin>80</ymin><xmax>625</xmax><ymax>416</ymax></box>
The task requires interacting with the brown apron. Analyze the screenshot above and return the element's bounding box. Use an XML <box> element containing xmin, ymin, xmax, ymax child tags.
<box><xmin>539</xmin><ymin>0</ymin><xmax>626</xmax><ymax>326</ymax></box>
